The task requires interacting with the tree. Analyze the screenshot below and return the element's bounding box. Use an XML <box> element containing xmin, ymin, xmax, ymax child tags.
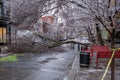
<box><xmin>66</xmin><ymin>0</ymin><xmax>119</xmax><ymax>80</ymax></box>
<box><xmin>5</xmin><ymin>2</ymin><xmax>120</xmax><ymax>79</ymax></box>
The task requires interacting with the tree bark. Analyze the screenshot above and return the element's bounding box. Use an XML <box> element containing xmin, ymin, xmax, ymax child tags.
<box><xmin>48</xmin><ymin>41</ymin><xmax>84</xmax><ymax>48</ymax></box>
<box><xmin>96</xmin><ymin>24</ymin><xmax>104</xmax><ymax>45</ymax></box>
<box><xmin>111</xmin><ymin>40</ymin><xmax>115</xmax><ymax>80</ymax></box>
<box><xmin>111</xmin><ymin>29</ymin><xmax>115</xmax><ymax>80</ymax></box>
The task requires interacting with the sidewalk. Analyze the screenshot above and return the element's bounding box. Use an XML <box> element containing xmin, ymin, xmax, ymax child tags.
<box><xmin>66</xmin><ymin>51</ymin><xmax>120</xmax><ymax>80</ymax></box>
<box><xmin>66</xmin><ymin>52</ymin><xmax>79</xmax><ymax>80</ymax></box>
<box><xmin>0</xmin><ymin>53</ymin><xmax>10</xmax><ymax>57</ymax></box>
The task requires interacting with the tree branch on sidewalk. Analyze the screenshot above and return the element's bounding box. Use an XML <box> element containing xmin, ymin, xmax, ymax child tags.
<box><xmin>48</xmin><ymin>41</ymin><xmax>84</xmax><ymax>48</ymax></box>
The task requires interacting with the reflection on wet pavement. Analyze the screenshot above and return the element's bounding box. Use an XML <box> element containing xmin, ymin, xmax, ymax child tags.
<box><xmin>0</xmin><ymin>50</ymin><xmax>77</xmax><ymax>80</ymax></box>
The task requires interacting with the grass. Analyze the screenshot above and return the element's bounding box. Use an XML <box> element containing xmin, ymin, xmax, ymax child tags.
<box><xmin>0</xmin><ymin>55</ymin><xmax>18</xmax><ymax>61</ymax></box>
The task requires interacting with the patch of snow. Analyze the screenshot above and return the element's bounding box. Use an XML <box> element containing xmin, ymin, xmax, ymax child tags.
<box><xmin>17</xmin><ymin>30</ymin><xmax>33</xmax><ymax>37</ymax></box>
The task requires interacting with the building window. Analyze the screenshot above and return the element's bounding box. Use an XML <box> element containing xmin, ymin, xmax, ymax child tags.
<box><xmin>0</xmin><ymin>27</ymin><xmax>6</xmax><ymax>43</ymax></box>
<box><xmin>0</xmin><ymin>23</ymin><xmax>7</xmax><ymax>44</ymax></box>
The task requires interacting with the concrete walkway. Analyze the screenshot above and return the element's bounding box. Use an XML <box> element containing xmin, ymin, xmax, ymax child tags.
<box><xmin>66</xmin><ymin>51</ymin><xmax>120</xmax><ymax>80</ymax></box>
<box><xmin>66</xmin><ymin>52</ymin><xmax>79</xmax><ymax>80</ymax></box>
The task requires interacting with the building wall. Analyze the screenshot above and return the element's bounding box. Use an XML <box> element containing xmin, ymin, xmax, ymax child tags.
<box><xmin>41</xmin><ymin>16</ymin><xmax>54</xmax><ymax>24</ymax></box>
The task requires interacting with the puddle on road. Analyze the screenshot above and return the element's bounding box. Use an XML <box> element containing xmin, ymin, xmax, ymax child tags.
<box><xmin>0</xmin><ymin>55</ymin><xmax>18</xmax><ymax>62</ymax></box>
<box><xmin>39</xmin><ymin>60</ymin><xmax>49</xmax><ymax>64</ymax></box>
<box><xmin>46</xmin><ymin>58</ymin><xmax>57</xmax><ymax>61</ymax></box>
<box><xmin>39</xmin><ymin>58</ymin><xmax>57</xmax><ymax>64</ymax></box>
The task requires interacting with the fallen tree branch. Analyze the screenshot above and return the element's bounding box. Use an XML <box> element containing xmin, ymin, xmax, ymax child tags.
<box><xmin>34</xmin><ymin>33</ymin><xmax>89</xmax><ymax>48</ymax></box>
<box><xmin>48</xmin><ymin>40</ymin><xmax>84</xmax><ymax>48</ymax></box>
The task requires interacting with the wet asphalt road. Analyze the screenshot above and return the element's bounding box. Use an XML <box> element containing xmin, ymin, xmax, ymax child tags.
<box><xmin>0</xmin><ymin>49</ymin><xmax>77</xmax><ymax>80</ymax></box>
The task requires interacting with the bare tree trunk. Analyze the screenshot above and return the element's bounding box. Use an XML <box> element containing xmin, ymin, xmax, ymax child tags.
<box><xmin>111</xmin><ymin>40</ymin><xmax>115</xmax><ymax>80</ymax></box>
<box><xmin>96</xmin><ymin>24</ymin><xmax>104</xmax><ymax>45</ymax></box>
<box><xmin>111</xmin><ymin>28</ymin><xmax>116</xmax><ymax>80</ymax></box>
<box><xmin>14</xmin><ymin>27</ymin><xmax>17</xmax><ymax>45</ymax></box>
<box><xmin>85</xmin><ymin>26</ymin><xmax>95</xmax><ymax>43</ymax></box>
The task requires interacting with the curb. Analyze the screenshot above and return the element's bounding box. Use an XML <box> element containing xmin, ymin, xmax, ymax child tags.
<box><xmin>66</xmin><ymin>52</ymin><xmax>79</xmax><ymax>80</ymax></box>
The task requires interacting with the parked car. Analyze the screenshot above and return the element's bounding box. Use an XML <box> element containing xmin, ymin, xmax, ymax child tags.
<box><xmin>80</xmin><ymin>37</ymin><xmax>91</xmax><ymax>44</ymax></box>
